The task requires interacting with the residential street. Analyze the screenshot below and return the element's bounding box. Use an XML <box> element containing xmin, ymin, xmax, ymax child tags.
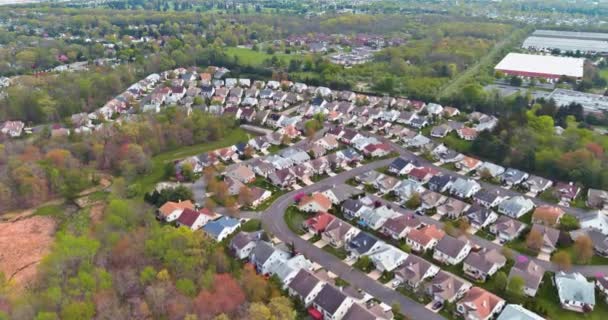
<box><xmin>261</xmin><ymin>158</ymin><xmax>447</xmax><ymax>320</ymax></box>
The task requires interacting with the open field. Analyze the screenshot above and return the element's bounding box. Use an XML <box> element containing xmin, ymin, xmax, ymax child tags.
<box><xmin>225</xmin><ymin>47</ymin><xmax>300</xmax><ymax>67</ymax></box>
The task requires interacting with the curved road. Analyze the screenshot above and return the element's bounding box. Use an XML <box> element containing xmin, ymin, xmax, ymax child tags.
<box><xmin>258</xmin><ymin>156</ymin><xmax>608</xmax><ymax>319</ymax></box>
<box><xmin>261</xmin><ymin>158</ymin><xmax>446</xmax><ymax>320</ymax></box>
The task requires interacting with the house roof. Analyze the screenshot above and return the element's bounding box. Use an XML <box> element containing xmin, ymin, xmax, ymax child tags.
<box><xmin>288</xmin><ymin>269</ymin><xmax>323</xmax><ymax>298</ymax></box>
<box><xmin>382</xmin><ymin>213</ymin><xmax>421</xmax><ymax>235</ymax></box>
<box><xmin>429</xmin><ymin>271</ymin><xmax>471</xmax><ymax>301</ymax></box>
<box><xmin>493</xmin><ymin>216</ymin><xmax>526</xmax><ymax>237</ymax></box>
<box><xmin>459</xmin><ymin>156</ymin><xmax>482</xmax><ymax>170</ymax></box>
<box><xmin>435</xmin><ymin>235</ymin><xmax>469</xmax><ymax>258</ymax></box>
<box><xmin>348</xmin><ymin>232</ymin><xmax>380</xmax><ymax>255</ymax></box>
<box><xmin>314</xmin><ymin>284</ymin><xmax>349</xmax><ymax>315</ymax></box>
<box><xmin>497</xmin><ymin>304</ymin><xmax>544</xmax><ymax>320</ymax></box>
<box><xmin>466</xmin><ymin>205</ymin><xmax>496</xmax><ymax>225</ymax></box>
<box><xmin>177</xmin><ymin>208</ymin><xmax>202</xmax><ymax>227</ymax></box>
<box><xmin>158</xmin><ymin>200</ymin><xmax>194</xmax><ymax>218</ymax></box>
<box><xmin>203</xmin><ymin>216</ymin><xmax>240</xmax><ymax>237</ymax></box>
<box><xmin>509</xmin><ymin>258</ymin><xmax>545</xmax><ymax>293</ymax></box>
<box><xmin>342</xmin><ymin>199</ymin><xmax>365</xmax><ymax>214</ymax></box>
<box><xmin>555</xmin><ymin>272</ymin><xmax>595</xmax><ymax>306</ymax></box>
<box><xmin>230</xmin><ymin>231</ymin><xmax>264</xmax><ymax>251</ymax></box>
<box><xmin>299</xmin><ymin>193</ymin><xmax>333</xmax><ymax>211</ymax></box>
<box><xmin>305</xmin><ymin>212</ymin><xmax>336</xmax><ymax>233</ymax></box>
<box><xmin>321</xmin><ymin>184</ymin><xmax>363</xmax><ymax>203</ymax></box>
<box><xmin>324</xmin><ymin>218</ymin><xmax>357</xmax><ymax>241</ymax></box>
<box><xmin>531</xmin><ymin>224</ymin><xmax>560</xmax><ymax>249</ymax></box>
<box><xmin>459</xmin><ymin>287</ymin><xmax>505</xmax><ymax>320</ymax></box>
<box><xmin>464</xmin><ymin>249</ymin><xmax>506</xmax><ymax>273</ymax></box>
<box><xmin>395</xmin><ymin>254</ymin><xmax>436</xmax><ymax>284</ymax></box>
<box><xmin>342</xmin><ymin>303</ymin><xmax>376</xmax><ymax>320</ymax></box>
<box><xmin>407</xmin><ymin>225</ymin><xmax>445</xmax><ymax>246</ymax></box>
<box><xmin>532</xmin><ymin>205</ymin><xmax>565</xmax><ymax>225</ymax></box>
<box><xmin>499</xmin><ymin>196</ymin><xmax>535</xmax><ymax>214</ymax></box>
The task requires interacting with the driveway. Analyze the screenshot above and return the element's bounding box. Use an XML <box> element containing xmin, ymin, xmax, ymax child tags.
<box><xmin>367</xmin><ymin>270</ymin><xmax>382</xmax><ymax>280</ymax></box>
<box><xmin>314</xmin><ymin>239</ymin><xmax>328</xmax><ymax>248</ymax></box>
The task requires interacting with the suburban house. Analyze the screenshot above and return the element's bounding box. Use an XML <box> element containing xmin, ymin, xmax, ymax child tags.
<box><xmin>298</xmin><ymin>193</ymin><xmax>334</xmax><ymax>213</ymax></box>
<box><xmin>250</xmin><ymin>187</ymin><xmax>272</xmax><ymax>208</ymax></box>
<box><xmin>490</xmin><ymin>216</ymin><xmax>526</xmax><ymax>241</ymax></box>
<box><xmin>426</xmin><ymin>271</ymin><xmax>472</xmax><ymax>303</ymax></box>
<box><xmin>373</xmin><ymin>175</ymin><xmax>402</xmax><ymax>195</ymax></box>
<box><xmin>380</xmin><ymin>213</ymin><xmax>422</xmax><ymax>240</ymax></box>
<box><xmin>555</xmin><ymin>182</ymin><xmax>581</xmax><ymax>203</ymax></box>
<box><xmin>476</xmin><ymin>162</ymin><xmax>505</xmax><ymax>178</ymax></box>
<box><xmin>497</xmin><ymin>196</ymin><xmax>535</xmax><ymax>219</ymax></box>
<box><xmin>394</xmin><ymin>180</ymin><xmax>425</xmax><ymax>202</ymax></box>
<box><xmin>497</xmin><ymin>304</ymin><xmax>544</xmax><ymax>320</ymax></box>
<box><xmin>394</xmin><ymin>254</ymin><xmax>440</xmax><ymax>289</ymax></box>
<box><xmin>1</xmin><ymin>121</ymin><xmax>25</xmax><ymax>137</ymax></box>
<box><xmin>250</xmin><ymin>241</ymin><xmax>291</xmax><ymax>275</ymax></box>
<box><xmin>571</xmin><ymin>228</ymin><xmax>608</xmax><ymax>257</ymax></box>
<box><xmin>508</xmin><ymin>258</ymin><xmax>545</xmax><ymax>297</ymax></box>
<box><xmin>433</xmin><ymin>236</ymin><xmax>472</xmax><ymax>265</ymax></box>
<box><xmin>596</xmin><ymin>277</ymin><xmax>608</xmax><ymax>303</ymax></box>
<box><xmin>428</xmin><ymin>175</ymin><xmax>456</xmax><ymax>193</ymax></box>
<box><xmin>157</xmin><ymin>200</ymin><xmax>195</xmax><ymax>222</ymax></box>
<box><xmin>473</xmin><ymin>189</ymin><xmax>508</xmax><ymax>208</ymax></box>
<box><xmin>175</xmin><ymin>208</ymin><xmax>218</xmax><ymax>231</ymax></box>
<box><xmin>450</xmin><ymin>178</ymin><xmax>481</xmax><ymax>199</ymax></box>
<box><xmin>269</xmin><ymin>168</ymin><xmax>297</xmax><ymax>188</ymax></box>
<box><xmin>500</xmin><ymin>168</ymin><xmax>529</xmax><ymax>187</ymax></box>
<box><xmin>463</xmin><ymin>249</ymin><xmax>506</xmax><ymax>282</ymax></box>
<box><xmin>408</xmin><ymin>166</ymin><xmax>439</xmax><ymax>183</ymax></box>
<box><xmin>322</xmin><ymin>218</ymin><xmax>361</xmax><ymax>249</ymax></box>
<box><xmin>587</xmin><ymin>188</ymin><xmax>608</xmax><ymax>210</ymax></box>
<box><xmin>456</xmin><ymin>156</ymin><xmax>483</xmax><ymax>173</ymax></box>
<box><xmin>370</xmin><ymin>245</ymin><xmax>409</xmax><ymax>272</ymax></box>
<box><xmin>202</xmin><ymin>216</ymin><xmax>241</xmax><ymax>242</ymax></box>
<box><xmin>225</xmin><ymin>165</ymin><xmax>256</xmax><ymax>184</ymax></box>
<box><xmin>269</xmin><ymin>255</ymin><xmax>314</xmax><ymax>288</ymax></box>
<box><xmin>288</xmin><ymin>269</ymin><xmax>326</xmax><ymax>307</ymax></box>
<box><xmin>388</xmin><ymin>157</ymin><xmax>419</xmax><ymax>175</ymax></box>
<box><xmin>457</xmin><ymin>127</ymin><xmax>478</xmax><ymax>141</ymax></box>
<box><xmin>430</xmin><ymin>124</ymin><xmax>452</xmax><ymax>138</ymax></box>
<box><xmin>579</xmin><ymin>211</ymin><xmax>608</xmax><ymax>235</ymax></box>
<box><xmin>529</xmin><ymin>224</ymin><xmax>560</xmax><ymax>254</ymax></box>
<box><xmin>311</xmin><ymin>284</ymin><xmax>354</xmax><ymax>320</ymax></box>
<box><xmin>456</xmin><ymin>287</ymin><xmax>505</xmax><ymax>320</ymax></box>
<box><xmin>342</xmin><ymin>199</ymin><xmax>368</xmax><ymax>219</ymax></box>
<box><xmin>420</xmin><ymin>190</ymin><xmax>447</xmax><ymax>209</ymax></box>
<box><xmin>436</xmin><ymin>198</ymin><xmax>470</xmax><ymax>219</ymax></box>
<box><xmin>555</xmin><ymin>272</ymin><xmax>595</xmax><ymax>313</ymax></box>
<box><xmin>304</xmin><ymin>212</ymin><xmax>336</xmax><ymax>235</ymax></box>
<box><xmin>359</xmin><ymin>205</ymin><xmax>401</xmax><ymax>231</ymax></box>
<box><xmin>320</xmin><ymin>184</ymin><xmax>363</xmax><ymax>205</ymax></box>
<box><xmin>531</xmin><ymin>205</ymin><xmax>565</xmax><ymax>226</ymax></box>
<box><xmin>406</xmin><ymin>225</ymin><xmax>446</xmax><ymax>252</ymax></box>
<box><xmin>524</xmin><ymin>175</ymin><xmax>553</xmax><ymax>195</ymax></box>
<box><xmin>347</xmin><ymin>232</ymin><xmax>386</xmax><ymax>258</ymax></box>
<box><xmin>230</xmin><ymin>231</ymin><xmax>264</xmax><ymax>260</ymax></box>
<box><xmin>465</xmin><ymin>205</ymin><xmax>499</xmax><ymax>229</ymax></box>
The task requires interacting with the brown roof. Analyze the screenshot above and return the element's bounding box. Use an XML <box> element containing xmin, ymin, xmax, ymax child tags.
<box><xmin>459</xmin><ymin>287</ymin><xmax>504</xmax><ymax>320</ymax></box>
<box><xmin>407</xmin><ymin>225</ymin><xmax>445</xmax><ymax>247</ymax></box>
<box><xmin>532</xmin><ymin>205</ymin><xmax>564</xmax><ymax>225</ymax></box>
<box><xmin>299</xmin><ymin>193</ymin><xmax>333</xmax><ymax>211</ymax></box>
<box><xmin>158</xmin><ymin>200</ymin><xmax>194</xmax><ymax>218</ymax></box>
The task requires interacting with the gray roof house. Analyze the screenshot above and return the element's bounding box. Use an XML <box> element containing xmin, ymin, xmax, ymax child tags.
<box><xmin>524</xmin><ymin>175</ymin><xmax>553</xmax><ymax>195</ymax></box>
<box><xmin>320</xmin><ymin>184</ymin><xmax>364</xmax><ymax>205</ymax></box>
<box><xmin>490</xmin><ymin>216</ymin><xmax>526</xmax><ymax>241</ymax></box>
<box><xmin>312</xmin><ymin>284</ymin><xmax>354</xmax><ymax>320</ymax></box>
<box><xmin>428</xmin><ymin>175</ymin><xmax>456</xmax><ymax>193</ymax></box>
<box><xmin>463</xmin><ymin>249</ymin><xmax>506</xmax><ymax>282</ymax></box>
<box><xmin>436</xmin><ymin>197</ymin><xmax>470</xmax><ymax>219</ymax></box>
<box><xmin>426</xmin><ymin>271</ymin><xmax>472</xmax><ymax>303</ymax></box>
<box><xmin>450</xmin><ymin>178</ymin><xmax>481</xmax><ymax>199</ymax></box>
<box><xmin>500</xmin><ymin>168</ymin><xmax>529</xmax><ymax>187</ymax></box>
<box><xmin>473</xmin><ymin>189</ymin><xmax>509</xmax><ymax>208</ymax></box>
<box><xmin>347</xmin><ymin>232</ymin><xmax>385</xmax><ymax>258</ymax></box>
<box><xmin>433</xmin><ymin>235</ymin><xmax>472</xmax><ymax>265</ymax></box>
<box><xmin>477</xmin><ymin>162</ymin><xmax>505</xmax><ymax>178</ymax></box>
<box><xmin>497</xmin><ymin>196</ymin><xmax>535</xmax><ymax>219</ymax></box>
<box><xmin>555</xmin><ymin>272</ymin><xmax>595</xmax><ymax>313</ymax></box>
<box><xmin>288</xmin><ymin>269</ymin><xmax>326</xmax><ymax>307</ymax></box>
<box><xmin>508</xmin><ymin>258</ymin><xmax>545</xmax><ymax>297</ymax></box>
<box><xmin>394</xmin><ymin>254</ymin><xmax>440</xmax><ymax>289</ymax></box>
<box><xmin>250</xmin><ymin>241</ymin><xmax>291</xmax><ymax>276</ymax></box>
<box><xmin>530</xmin><ymin>224</ymin><xmax>560</xmax><ymax>254</ymax></box>
<box><xmin>465</xmin><ymin>205</ymin><xmax>499</xmax><ymax>229</ymax></box>
<box><xmin>571</xmin><ymin>228</ymin><xmax>608</xmax><ymax>257</ymax></box>
<box><xmin>587</xmin><ymin>188</ymin><xmax>608</xmax><ymax>210</ymax></box>
<box><xmin>229</xmin><ymin>231</ymin><xmax>264</xmax><ymax>260</ymax></box>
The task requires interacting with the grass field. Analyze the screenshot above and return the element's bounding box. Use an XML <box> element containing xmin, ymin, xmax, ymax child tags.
<box><xmin>284</xmin><ymin>206</ymin><xmax>308</xmax><ymax>235</ymax></box>
<box><xmin>134</xmin><ymin>128</ymin><xmax>250</xmax><ymax>194</ymax></box>
<box><xmin>225</xmin><ymin>47</ymin><xmax>299</xmax><ymax>67</ymax></box>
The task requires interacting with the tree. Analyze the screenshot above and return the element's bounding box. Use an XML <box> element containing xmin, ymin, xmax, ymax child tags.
<box><xmin>552</xmin><ymin>251</ymin><xmax>572</xmax><ymax>271</ymax></box>
<box><xmin>60</xmin><ymin>301</ymin><xmax>95</xmax><ymax>320</ymax></box>
<box><xmin>248</xmin><ymin>303</ymin><xmax>271</xmax><ymax>320</ymax></box>
<box><xmin>175</xmin><ymin>278</ymin><xmax>197</xmax><ymax>297</ymax></box>
<box><xmin>269</xmin><ymin>296</ymin><xmax>296</xmax><ymax>320</ymax></box>
<box><xmin>574</xmin><ymin>235</ymin><xmax>594</xmax><ymax>264</ymax></box>
<box><xmin>507</xmin><ymin>275</ymin><xmax>525</xmax><ymax>297</ymax></box>
<box><xmin>238</xmin><ymin>186</ymin><xmax>254</xmax><ymax>207</ymax></box>
<box><xmin>354</xmin><ymin>256</ymin><xmax>374</xmax><ymax>273</ymax></box>
<box><xmin>494</xmin><ymin>271</ymin><xmax>507</xmax><ymax>291</ymax></box>
<box><xmin>405</xmin><ymin>192</ymin><xmax>421</xmax><ymax>209</ymax></box>
<box><xmin>241</xmin><ymin>266</ymin><xmax>270</xmax><ymax>302</ymax></box>
<box><xmin>281</xmin><ymin>134</ymin><xmax>291</xmax><ymax>146</ymax></box>
<box><xmin>526</xmin><ymin>228</ymin><xmax>543</xmax><ymax>251</ymax></box>
<box><xmin>194</xmin><ymin>274</ymin><xmax>245</xmax><ymax>319</ymax></box>
<box><xmin>559</xmin><ymin>214</ymin><xmax>580</xmax><ymax>231</ymax></box>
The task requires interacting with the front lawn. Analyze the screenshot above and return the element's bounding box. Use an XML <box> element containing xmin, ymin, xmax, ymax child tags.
<box><xmin>475</xmin><ymin>228</ymin><xmax>496</xmax><ymax>241</ymax></box>
<box><xmin>241</xmin><ymin>219</ymin><xmax>262</xmax><ymax>232</ymax></box>
<box><xmin>284</xmin><ymin>206</ymin><xmax>308</xmax><ymax>235</ymax></box>
<box><xmin>323</xmin><ymin>245</ymin><xmax>348</xmax><ymax>260</ymax></box>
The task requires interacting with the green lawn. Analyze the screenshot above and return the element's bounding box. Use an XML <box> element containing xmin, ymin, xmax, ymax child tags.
<box><xmin>531</xmin><ymin>273</ymin><xmax>608</xmax><ymax>320</ymax></box>
<box><xmin>246</xmin><ymin>178</ymin><xmax>285</xmax><ymax>211</ymax></box>
<box><xmin>475</xmin><ymin>228</ymin><xmax>496</xmax><ymax>241</ymax></box>
<box><xmin>134</xmin><ymin>128</ymin><xmax>249</xmax><ymax>194</ymax></box>
<box><xmin>600</xmin><ymin>68</ymin><xmax>608</xmax><ymax>82</ymax></box>
<box><xmin>34</xmin><ymin>204</ymin><xmax>65</xmax><ymax>217</ymax></box>
<box><xmin>323</xmin><ymin>245</ymin><xmax>348</xmax><ymax>260</ymax></box>
<box><xmin>225</xmin><ymin>47</ymin><xmax>299</xmax><ymax>67</ymax></box>
<box><xmin>559</xmin><ymin>246</ymin><xmax>608</xmax><ymax>266</ymax></box>
<box><xmin>241</xmin><ymin>219</ymin><xmax>262</xmax><ymax>232</ymax></box>
<box><xmin>441</xmin><ymin>132</ymin><xmax>473</xmax><ymax>153</ymax></box>
<box><xmin>284</xmin><ymin>206</ymin><xmax>308</xmax><ymax>235</ymax></box>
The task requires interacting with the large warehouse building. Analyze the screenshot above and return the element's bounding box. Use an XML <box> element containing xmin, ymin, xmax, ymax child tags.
<box><xmin>523</xmin><ymin>30</ymin><xmax>608</xmax><ymax>54</ymax></box>
<box><xmin>494</xmin><ymin>53</ymin><xmax>585</xmax><ymax>80</ymax></box>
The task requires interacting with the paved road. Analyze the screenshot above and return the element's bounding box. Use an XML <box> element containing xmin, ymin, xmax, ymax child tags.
<box><xmin>261</xmin><ymin>158</ymin><xmax>446</xmax><ymax>320</ymax></box>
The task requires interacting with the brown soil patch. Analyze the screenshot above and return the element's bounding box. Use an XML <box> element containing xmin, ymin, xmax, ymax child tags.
<box><xmin>0</xmin><ymin>216</ymin><xmax>56</xmax><ymax>289</ymax></box>
<box><xmin>89</xmin><ymin>203</ymin><xmax>106</xmax><ymax>226</ymax></box>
